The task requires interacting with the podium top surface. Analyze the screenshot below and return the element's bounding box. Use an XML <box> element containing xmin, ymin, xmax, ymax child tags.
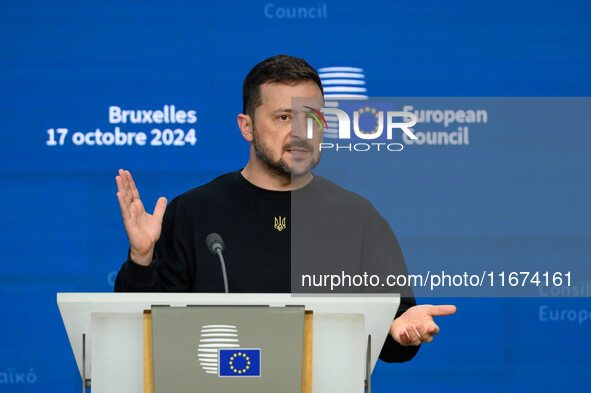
<box><xmin>57</xmin><ymin>292</ymin><xmax>399</xmax><ymax>307</ymax></box>
<box><xmin>57</xmin><ymin>292</ymin><xmax>400</xmax><ymax>380</ymax></box>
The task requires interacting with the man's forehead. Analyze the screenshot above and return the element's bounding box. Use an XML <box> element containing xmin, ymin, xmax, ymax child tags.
<box><xmin>259</xmin><ymin>81</ymin><xmax>323</xmax><ymax>105</ymax></box>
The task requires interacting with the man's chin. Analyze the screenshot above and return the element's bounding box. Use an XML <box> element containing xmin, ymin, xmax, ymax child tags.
<box><xmin>289</xmin><ymin>161</ymin><xmax>318</xmax><ymax>178</ymax></box>
<box><xmin>290</xmin><ymin>171</ymin><xmax>310</xmax><ymax>179</ymax></box>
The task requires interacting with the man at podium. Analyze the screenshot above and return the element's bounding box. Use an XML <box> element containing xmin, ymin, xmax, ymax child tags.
<box><xmin>114</xmin><ymin>55</ymin><xmax>455</xmax><ymax>363</ymax></box>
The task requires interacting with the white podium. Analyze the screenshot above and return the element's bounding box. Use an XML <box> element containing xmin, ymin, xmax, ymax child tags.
<box><xmin>57</xmin><ymin>293</ymin><xmax>399</xmax><ymax>393</ymax></box>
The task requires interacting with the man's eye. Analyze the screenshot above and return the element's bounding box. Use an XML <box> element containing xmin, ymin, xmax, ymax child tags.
<box><xmin>278</xmin><ymin>114</ymin><xmax>290</xmax><ymax>121</ymax></box>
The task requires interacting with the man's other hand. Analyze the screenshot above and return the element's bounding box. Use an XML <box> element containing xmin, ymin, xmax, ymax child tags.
<box><xmin>115</xmin><ymin>169</ymin><xmax>167</xmax><ymax>266</ymax></box>
<box><xmin>390</xmin><ymin>304</ymin><xmax>457</xmax><ymax>346</ymax></box>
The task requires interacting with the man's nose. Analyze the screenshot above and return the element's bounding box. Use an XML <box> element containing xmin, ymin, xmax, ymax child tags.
<box><xmin>291</xmin><ymin>112</ymin><xmax>308</xmax><ymax>140</ymax></box>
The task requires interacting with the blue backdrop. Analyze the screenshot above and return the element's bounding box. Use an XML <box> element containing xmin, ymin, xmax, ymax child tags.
<box><xmin>1</xmin><ymin>0</ymin><xmax>590</xmax><ymax>391</ymax></box>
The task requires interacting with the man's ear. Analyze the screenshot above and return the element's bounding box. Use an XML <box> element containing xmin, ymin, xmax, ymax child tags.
<box><xmin>237</xmin><ymin>114</ymin><xmax>254</xmax><ymax>142</ymax></box>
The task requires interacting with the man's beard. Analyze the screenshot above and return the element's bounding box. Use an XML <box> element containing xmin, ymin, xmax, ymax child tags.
<box><xmin>252</xmin><ymin>125</ymin><xmax>319</xmax><ymax>179</ymax></box>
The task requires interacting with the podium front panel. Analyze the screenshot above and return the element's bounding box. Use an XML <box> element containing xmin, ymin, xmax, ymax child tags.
<box><xmin>151</xmin><ymin>305</ymin><xmax>305</xmax><ymax>393</ymax></box>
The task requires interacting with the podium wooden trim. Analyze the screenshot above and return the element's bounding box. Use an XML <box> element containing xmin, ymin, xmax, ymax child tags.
<box><xmin>143</xmin><ymin>311</ymin><xmax>154</xmax><ymax>393</ymax></box>
<box><xmin>302</xmin><ymin>310</ymin><xmax>313</xmax><ymax>393</ymax></box>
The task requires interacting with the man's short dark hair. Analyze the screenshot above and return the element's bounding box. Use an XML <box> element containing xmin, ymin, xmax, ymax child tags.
<box><xmin>242</xmin><ymin>54</ymin><xmax>323</xmax><ymax>119</ymax></box>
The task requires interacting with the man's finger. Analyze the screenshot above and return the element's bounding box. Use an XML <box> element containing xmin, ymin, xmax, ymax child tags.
<box><xmin>126</xmin><ymin>170</ymin><xmax>141</xmax><ymax>201</ymax></box>
<box><xmin>119</xmin><ymin>169</ymin><xmax>134</xmax><ymax>203</ymax></box>
<box><xmin>121</xmin><ymin>170</ymin><xmax>133</xmax><ymax>200</ymax></box>
<box><xmin>418</xmin><ymin>322</ymin><xmax>439</xmax><ymax>343</ymax></box>
<box><xmin>427</xmin><ymin>305</ymin><xmax>457</xmax><ymax>316</ymax></box>
<box><xmin>427</xmin><ymin>323</ymin><xmax>440</xmax><ymax>336</ymax></box>
<box><xmin>116</xmin><ymin>175</ymin><xmax>130</xmax><ymax>208</ymax></box>
<box><xmin>398</xmin><ymin>330</ymin><xmax>410</xmax><ymax>346</ymax></box>
<box><xmin>403</xmin><ymin>328</ymin><xmax>412</xmax><ymax>345</ymax></box>
<box><xmin>412</xmin><ymin>326</ymin><xmax>422</xmax><ymax>342</ymax></box>
<box><xmin>405</xmin><ymin>327</ymin><xmax>421</xmax><ymax>346</ymax></box>
<box><xmin>116</xmin><ymin>191</ymin><xmax>130</xmax><ymax>221</ymax></box>
<box><xmin>116</xmin><ymin>172</ymin><xmax>130</xmax><ymax>202</ymax></box>
<box><xmin>422</xmin><ymin>334</ymin><xmax>434</xmax><ymax>343</ymax></box>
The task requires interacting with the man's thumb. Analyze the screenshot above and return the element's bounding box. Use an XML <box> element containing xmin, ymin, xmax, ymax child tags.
<box><xmin>153</xmin><ymin>197</ymin><xmax>168</xmax><ymax>222</ymax></box>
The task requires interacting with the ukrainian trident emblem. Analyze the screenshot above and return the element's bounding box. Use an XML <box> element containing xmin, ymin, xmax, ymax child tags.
<box><xmin>274</xmin><ymin>216</ymin><xmax>286</xmax><ymax>232</ymax></box>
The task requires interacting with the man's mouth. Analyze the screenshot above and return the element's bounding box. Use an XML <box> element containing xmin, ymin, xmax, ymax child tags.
<box><xmin>286</xmin><ymin>147</ymin><xmax>310</xmax><ymax>157</ymax></box>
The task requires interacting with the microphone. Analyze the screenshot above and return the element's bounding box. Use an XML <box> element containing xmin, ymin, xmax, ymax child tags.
<box><xmin>206</xmin><ymin>233</ymin><xmax>229</xmax><ymax>293</ymax></box>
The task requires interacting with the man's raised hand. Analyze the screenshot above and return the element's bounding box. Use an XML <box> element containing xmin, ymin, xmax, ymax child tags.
<box><xmin>115</xmin><ymin>169</ymin><xmax>167</xmax><ymax>266</ymax></box>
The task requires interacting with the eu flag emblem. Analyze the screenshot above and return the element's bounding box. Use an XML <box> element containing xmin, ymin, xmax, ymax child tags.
<box><xmin>218</xmin><ymin>349</ymin><xmax>261</xmax><ymax>377</ymax></box>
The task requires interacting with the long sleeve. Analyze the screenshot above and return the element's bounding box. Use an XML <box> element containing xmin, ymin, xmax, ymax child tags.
<box><xmin>114</xmin><ymin>251</ymin><xmax>160</xmax><ymax>292</ymax></box>
<box><xmin>114</xmin><ymin>197</ymin><xmax>195</xmax><ymax>292</ymax></box>
<box><xmin>361</xmin><ymin>204</ymin><xmax>420</xmax><ymax>362</ymax></box>
<box><xmin>379</xmin><ymin>296</ymin><xmax>421</xmax><ymax>363</ymax></box>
